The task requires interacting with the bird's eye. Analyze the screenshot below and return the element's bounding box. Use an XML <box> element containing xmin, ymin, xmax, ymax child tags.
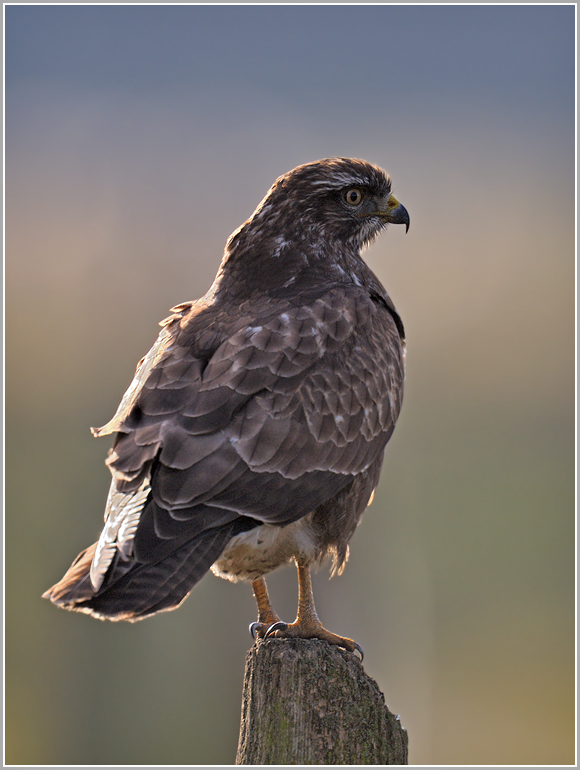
<box><xmin>344</xmin><ymin>188</ymin><xmax>363</xmax><ymax>206</ymax></box>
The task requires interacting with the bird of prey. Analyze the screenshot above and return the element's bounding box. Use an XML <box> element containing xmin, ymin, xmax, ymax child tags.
<box><xmin>43</xmin><ymin>157</ymin><xmax>409</xmax><ymax>655</ymax></box>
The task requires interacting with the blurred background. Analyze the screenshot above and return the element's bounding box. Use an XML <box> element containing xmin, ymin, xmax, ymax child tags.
<box><xmin>5</xmin><ymin>5</ymin><xmax>575</xmax><ymax>766</ymax></box>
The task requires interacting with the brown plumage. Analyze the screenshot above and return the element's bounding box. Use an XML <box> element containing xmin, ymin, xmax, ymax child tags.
<box><xmin>43</xmin><ymin>158</ymin><xmax>409</xmax><ymax>652</ymax></box>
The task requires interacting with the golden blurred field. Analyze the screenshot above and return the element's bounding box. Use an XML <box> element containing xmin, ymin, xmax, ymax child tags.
<box><xmin>5</xmin><ymin>6</ymin><xmax>575</xmax><ymax>765</ymax></box>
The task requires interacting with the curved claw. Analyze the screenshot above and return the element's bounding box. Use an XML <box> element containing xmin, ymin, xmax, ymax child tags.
<box><xmin>264</xmin><ymin>620</ymin><xmax>288</xmax><ymax>639</ymax></box>
<box><xmin>249</xmin><ymin>622</ymin><xmax>261</xmax><ymax>640</ymax></box>
<box><xmin>353</xmin><ymin>642</ymin><xmax>364</xmax><ymax>661</ymax></box>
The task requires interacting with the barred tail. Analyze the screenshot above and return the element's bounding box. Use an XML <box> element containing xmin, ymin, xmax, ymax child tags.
<box><xmin>42</xmin><ymin>526</ymin><xmax>235</xmax><ymax>621</ymax></box>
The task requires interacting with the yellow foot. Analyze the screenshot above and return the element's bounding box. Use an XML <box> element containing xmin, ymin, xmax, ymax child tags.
<box><xmin>249</xmin><ymin>576</ymin><xmax>282</xmax><ymax>640</ymax></box>
<box><xmin>263</xmin><ymin>620</ymin><xmax>363</xmax><ymax>660</ymax></box>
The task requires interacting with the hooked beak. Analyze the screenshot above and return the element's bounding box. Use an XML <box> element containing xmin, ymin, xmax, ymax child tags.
<box><xmin>377</xmin><ymin>194</ymin><xmax>410</xmax><ymax>233</ymax></box>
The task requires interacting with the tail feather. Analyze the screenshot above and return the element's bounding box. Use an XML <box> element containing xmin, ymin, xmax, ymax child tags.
<box><xmin>42</xmin><ymin>526</ymin><xmax>236</xmax><ymax>621</ymax></box>
<box><xmin>42</xmin><ymin>543</ymin><xmax>99</xmax><ymax>606</ymax></box>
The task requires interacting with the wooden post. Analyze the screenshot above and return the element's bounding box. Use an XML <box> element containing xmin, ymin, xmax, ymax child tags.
<box><xmin>236</xmin><ymin>638</ymin><xmax>408</xmax><ymax>764</ymax></box>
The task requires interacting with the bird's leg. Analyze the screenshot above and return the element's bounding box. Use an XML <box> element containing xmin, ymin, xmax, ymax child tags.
<box><xmin>249</xmin><ymin>576</ymin><xmax>281</xmax><ymax>639</ymax></box>
<box><xmin>265</xmin><ymin>560</ymin><xmax>363</xmax><ymax>658</ymax></box>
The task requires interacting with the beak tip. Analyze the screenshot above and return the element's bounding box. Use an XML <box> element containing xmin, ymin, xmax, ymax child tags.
<box><xmin>389</xmin><ymin>202</ymin><xmax>410</xmax><ymax>232</ymax></box>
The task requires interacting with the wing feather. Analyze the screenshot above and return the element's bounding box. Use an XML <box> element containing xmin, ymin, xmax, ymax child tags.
<box><xmin>81</xmin><ymin>284</ymin><xmax>403</xmax><ymax>607</ymax></box>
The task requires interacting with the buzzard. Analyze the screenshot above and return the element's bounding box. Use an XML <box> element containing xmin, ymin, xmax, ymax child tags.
<box><xmin>43</xmin><ymin>158</ymin><xmax>409</xmax><ymax>655</ymax></box>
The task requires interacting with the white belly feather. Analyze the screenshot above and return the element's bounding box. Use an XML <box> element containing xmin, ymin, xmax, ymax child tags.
<box><xmin>211</xmin><ymin>513</ymin><xmax>318</xmax><ymax>582</ymax></box>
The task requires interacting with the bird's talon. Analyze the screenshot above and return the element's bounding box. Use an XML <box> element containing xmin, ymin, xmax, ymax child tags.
<box><xmin>264</xmin><ymin>620</ymin><xmax>288</xmax><ymax>639</ymax></box>
<box><xmin>249</xmin><ymin>622</ymin><xmax>261</xmax><ymax>640</ymax></box>
<box><xmin>353</xmin><ymin>642</ymin><xmax>364</xmax><ymax>661</ymax></box>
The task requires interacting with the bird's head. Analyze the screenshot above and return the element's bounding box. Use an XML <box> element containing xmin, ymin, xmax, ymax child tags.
<box><xmin>217</xmin><ymin>158</ymin><xmax>409</xmax><ymax>298</ymax></box>
<box><xmin>244</xmin><ymin>157</ymin><xmax>409</xmax><ymax>253</ymax></box>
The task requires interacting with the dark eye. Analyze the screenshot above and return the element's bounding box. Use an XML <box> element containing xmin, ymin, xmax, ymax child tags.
<box><xmin>344</xmin><ymin>188</ymin><xmax>363</xmax><ymax>206</ymax></box>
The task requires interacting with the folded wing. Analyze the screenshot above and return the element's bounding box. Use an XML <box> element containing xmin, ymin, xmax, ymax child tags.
<box><xmin>44</xmin><ymin>286</ymin><xmax>404</xmax><ymax>619</ymax></box>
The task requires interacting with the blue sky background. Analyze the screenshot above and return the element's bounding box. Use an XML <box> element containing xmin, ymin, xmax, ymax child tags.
<box><xmin>6</xmin><ymin>5</ymin><xmax>573</xmax><ymax>114</ymax></box>
<box><xmin>6</xmin><ymin>4</ymin><xmax>575</xmax><ymax>765</ymax></box>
